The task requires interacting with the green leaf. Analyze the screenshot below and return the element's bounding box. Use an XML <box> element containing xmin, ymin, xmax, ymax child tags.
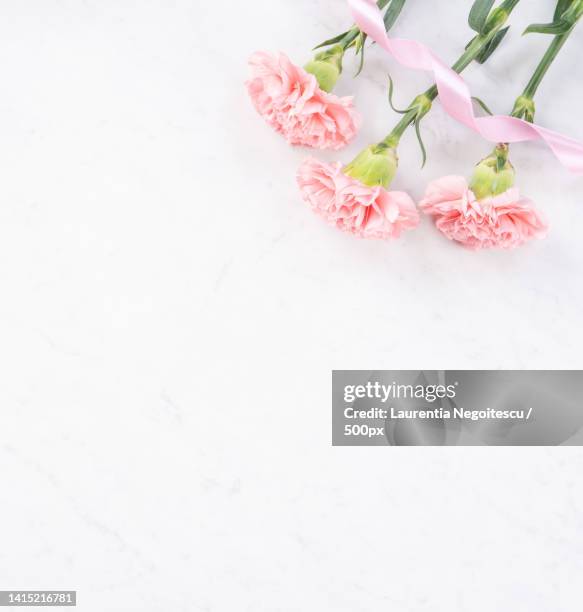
<box><xmin>554</xmin><ymin>0</ymin><xmax>574</xmax><ymax>21</ymax></box>
<box><xmin>387</xmin><ymin>74</ymin><xmax>411</xmax><ymax>114</ymax></box>
<box><xmin>384</xmin><ymin>0</ymin><xmax>407</xmax><ymax>31</ymax></box>
<box><xmin>472</xmin><ymin>96</ymin><xmax>494</xmax><ymax>115</ymax></box>
<box><xmin>354</xmin><ymin>37</ymin><xmax>367</xmax><ymax>77</ymax></box>
<box><xmin>560</xmin><ymin>1</ymin><xmax>583</xmax><ymax>25</ymax></box>
<box><xmin>523</xmin><ymin>20</ymin><xmax>572</xmax><ymax>35</ymax></box>
<box><xmin>414</xmin><ymin>118</ymin><xmax>427</xmax><ymax>168</ymax></box>
<box><xmin>313</xmin><ymin>31</ymin><xmax>351</xmax><ymax>50</ymax></box>
<box><xmin>475</xmin><ymin>26</ymin><xmax>510</xmax><ymax>63</ymax></box>
<box><xmin>469</xmin><ymin>0</ymin><xmax>496</xmax><ymax>33</ymax></box>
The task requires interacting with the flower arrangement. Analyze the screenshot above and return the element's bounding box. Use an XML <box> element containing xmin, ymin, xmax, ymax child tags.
<box><xmin>247</xmin><ymin>0</ymin><xmax>583</xmax><ymax>251</ymax></box>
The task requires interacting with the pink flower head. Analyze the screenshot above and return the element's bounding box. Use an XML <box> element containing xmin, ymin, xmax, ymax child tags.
<box><xmin>419</xmin><ymin>176</ymin><xmax>547</xmax><ymax>250</ymax></box>
<box><xmin>297</xmin><ymin>158</ymin><xmax>419</xmax><ymax>239</ymax></box>
<box><xmin>246</xmin><ymin>51</ymin><xmax>360</xmax><ymax>150</ymax></box>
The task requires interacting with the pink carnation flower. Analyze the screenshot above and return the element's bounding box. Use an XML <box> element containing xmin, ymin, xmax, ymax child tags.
<box><xmin>246</xmin><ymin>51</ymin><xmax>360</xmax><ymax>150</ymax></box>
<box><xmin>419</xmin><ymin>176</ymin><xmax>547</xmax><ymax>250</ymax></box>
<box><xmin>297</xmin><ymin>158</ymin><xmax>419</xmax><ymax>239</ymax></box>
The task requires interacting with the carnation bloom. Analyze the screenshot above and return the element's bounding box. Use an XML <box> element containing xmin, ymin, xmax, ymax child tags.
<box><xmin>419</xmin><ymin>175</ymin><xmax>548</xmax><ymax>250</ymax></box>
<box><xmin>246</xmin><ymin>51</ymin><xmax>360</xmax><ymax>150</ymax></box>
<box><xmin>297</xmin><ymin>156</ymin><xmax>419</xmax><ymax>240</ymax></box>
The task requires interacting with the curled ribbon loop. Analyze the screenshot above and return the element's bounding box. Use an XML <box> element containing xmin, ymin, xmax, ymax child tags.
<box><xmin>348</xmin><ymin>0</ymin><xmax>583</xmax><ymax>174</ymax></box>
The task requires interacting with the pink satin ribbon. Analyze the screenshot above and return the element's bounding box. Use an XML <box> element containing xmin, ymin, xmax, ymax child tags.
<box><xmin>348</xmin><ymin>0</ymin><xmax>583</xmax><ymax>174</ymax></box>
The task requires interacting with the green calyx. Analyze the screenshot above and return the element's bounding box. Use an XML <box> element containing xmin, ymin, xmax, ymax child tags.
<box><xmin>469</xmin><ymin>144</ymin><xmax>515</xmax><ymax>199</ymax></box>
<box><xmin>304</xmin><ymin>45</ymin><xmax>344</xmax><ymax>92</ymax></box>
<box><xmin>343</xmin><ymin>145</ymin><xmax>399</xmax><ymax>188</ymax></box>
<box><xmin>511</xmin><ymin>95</ymin><xmax>536</xmax><ymax>121</ymax></box>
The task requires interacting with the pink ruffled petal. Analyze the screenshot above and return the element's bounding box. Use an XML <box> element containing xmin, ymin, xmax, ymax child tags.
<box><xmin>247</xmin><ymin>51</ymin><xmax>360</xmax><ymax>150</ymax></box>
<box><xmin>420</xmin><ymin>178</ymin><xmax>547</xmax><ymax>250</ymax></box>
<box><xmin>297</xmin><ymin>158</ymin><xmax>419</xmax><ymax>240</ymax></box>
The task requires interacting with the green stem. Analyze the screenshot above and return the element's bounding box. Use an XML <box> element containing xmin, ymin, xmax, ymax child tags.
<box><xmin>523</xmin><ymin>34</ymin><xmax>570</xmax><ymax>99</ymax></box>
<box><xmin>511</xmin><ymin>27</ymin><xmax>579</xmax><ymax>119</ymax></box>
<box><xmin>494</xmin><ymin>0</ymin><xmax>582</xmax><ymax>165</ymax></box>
<box><xmin>379</xmin><ymin>1</ymin><xmax>521</xmax><ymax>148</ymax></box>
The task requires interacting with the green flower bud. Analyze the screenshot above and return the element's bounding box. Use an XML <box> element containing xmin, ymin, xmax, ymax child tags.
<box><xmin>511</xmin><ymin>95</ymin><xmax>536</xmax><ymax>123</ymax></box>
<box><xmin>304</xmin><ymin>45</ymin><xmax>344</xmax><ymax>93</ymax></box>
<box><xmin>483</xmin><ymin>7</ymin><xmax>508</xmax><ymax>34</ymax></box>
<box><xmin>469</xmin><ymin>146</ymin><xmax>515</xmax><ymax>200</ymax></box>
<box><xmin>343</xmin><ymin>145</ymin><xmax>399</xmax><ymax>188</ymax></box>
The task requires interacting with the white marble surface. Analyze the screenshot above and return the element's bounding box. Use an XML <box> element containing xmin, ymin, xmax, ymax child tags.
<box><xmin>0</xmin><ymin>0</ymin><xmax>582</xmax><ymax>610</ymax></box>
